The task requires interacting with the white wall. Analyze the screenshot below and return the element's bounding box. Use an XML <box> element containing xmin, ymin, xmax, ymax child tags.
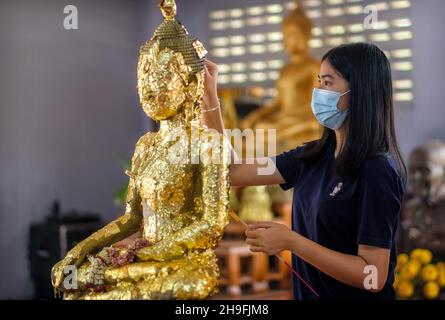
<box><xmin>396</xmin><ymin>0</ymin><xmax>445</xmax><ymax>158</ymax></box>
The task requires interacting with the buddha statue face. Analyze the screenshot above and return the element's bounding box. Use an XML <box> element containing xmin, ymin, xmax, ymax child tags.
<box><xmin>138</xmin><ymin>42</ymin><xmax>192</xmax><ymax>120</ymax></box>
<box><xmin>409</xmin><ymin>141</ymin><xmax>445</xmax><ymax>205</ymax></box>
<box><xmin>283</xmin><ymin>23</ymin><xmax>309</xmax><ymax>55</ymax></box>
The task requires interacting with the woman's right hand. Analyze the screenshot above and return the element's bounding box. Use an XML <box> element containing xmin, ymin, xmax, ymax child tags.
<box><xmin>202</xmin><ymin>59</ymin><xmax>219</xmax><ymax>110</ymax></box>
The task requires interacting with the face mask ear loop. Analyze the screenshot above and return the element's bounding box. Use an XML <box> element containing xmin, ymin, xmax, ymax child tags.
<box><xmin>339</xmin><ymin>90</ymin><xmax>351</xmax><ymax>97</ymax></box>
<box><xmin>338</xmin><ymin>90</ymin><xmax>351</xmax><ymax>114</ymax></box>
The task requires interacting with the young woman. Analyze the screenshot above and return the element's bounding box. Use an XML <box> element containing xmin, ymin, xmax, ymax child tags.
<box><xmin>201</xmin><ymin>43</ymin><xmax>406</xmax><ymax>300</ymax></box>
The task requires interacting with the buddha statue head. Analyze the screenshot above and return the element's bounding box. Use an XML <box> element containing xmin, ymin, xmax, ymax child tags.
<box><xmin>282</xmin><ymin>0</ymin><xmax>313</xmax><ymax>55</ymax></box>
<box><xmin>409</xmin><ymin>140</ymin><xmax>445</xmax><ymax>206</ymax></box>
<box><xmin>137</xmin><ymin>0</ymin><xmax>207</xmax><ymax>121</ymax></box>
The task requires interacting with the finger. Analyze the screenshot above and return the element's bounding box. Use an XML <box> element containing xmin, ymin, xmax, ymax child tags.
<box><xmin>52</xmin><ymin>271</ymin><xmax>62</xmax><ymax>287</ymax></box>
<box><xmin>204</xmin><ymin>59</ymin><xmax>218</xmax><ymax>75</ymax></box>
<box><xmin>249</xmin><ymin>246</ymin><xmax>265</xmax><ymax>253</ymax></box>
<box><xmin>203</xmin><ymin>65</ymin><xmax>211</xmax><ymax>78</ymax></box>
<box><xmin>245</xmin><ymin>229</ymin><xmax>261</xmax><ymax>238</ymax></box>
<box><xmin>246</xmin><ymin>238</ymin><xmax>263</xmax><ymax>247</ymax></box>
<box><xmin>249</xmin><ymin>221</ymin><xmax>274</xmax><ymax>229</ymax></box>
<box><xmin>204</xmin><ymin>58</ymin><xmax>217</xmax><ymax>68</ymax></box>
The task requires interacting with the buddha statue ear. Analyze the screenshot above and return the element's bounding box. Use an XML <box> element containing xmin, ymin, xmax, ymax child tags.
<box><xmin>183</xmin><ymin>70</ymin><xmax>205</xmax><ymax>101</ymax></box>
<box><xmin>171</xmin><ymin>52</ymin><xmax>191</xmax><ymax>86</ymax></box>
<box><xmin>183</xmin><ymin>39</ymin><xmax>206</xmax><ymax>98</ymax></box>
<box><xmin>179</xmin><ymin>70</ymin><xmax>205</xmax><ymax>122</ymax></box>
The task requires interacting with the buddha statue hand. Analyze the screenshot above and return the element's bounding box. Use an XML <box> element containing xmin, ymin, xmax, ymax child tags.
<box><xmin>51</xmin><ymin>211</ymin><xmax>142</xmax><ymax>291</ymax></box>
<box><xmin>135</xmin><ymin>228</ymin><xmax>187</xmax><ymax>262</ymax></box>
<box><xmin>51</xmin><ymin>246</ymin><xmax>86</xmax><ymax>290</ymax></box>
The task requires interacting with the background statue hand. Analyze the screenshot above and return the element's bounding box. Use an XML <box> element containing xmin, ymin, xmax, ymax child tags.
<box><xmin>241</xmin><ymin>113</ymin><xmax>258</xmax><ymax>129</ymax></box>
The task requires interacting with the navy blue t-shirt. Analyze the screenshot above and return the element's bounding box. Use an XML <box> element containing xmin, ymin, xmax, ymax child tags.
<box><xmin>273</xmin><ymin>146</ymin><xmax>405</xmax><ymax>300</ymax></box>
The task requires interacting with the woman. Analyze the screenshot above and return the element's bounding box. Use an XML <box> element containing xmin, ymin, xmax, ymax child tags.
<box><xmin>201</xmin><ymin>43</ymin><xmax>406</xmax><ymax>300</ymax></box>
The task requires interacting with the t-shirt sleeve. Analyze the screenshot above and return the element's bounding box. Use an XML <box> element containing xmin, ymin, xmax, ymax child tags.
<box><xmin>271</xmin><ymin>146</ymin><xmax>305</xmax><ymax>190</ymax></box>
<box><xmin>356</xmin><ymin>159</ymin><xmax>404</xmax><ymax>249</ymax></box>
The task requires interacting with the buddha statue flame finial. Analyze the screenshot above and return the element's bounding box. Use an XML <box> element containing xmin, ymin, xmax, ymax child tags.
<box><xmin>159</xmin><ymin>0</ymin><xmax>177</xmax><ymax>20</ymax></box>
<box><xmin>152</xmin><ymin>0</ymin><xmax>207</xmax><ymax>75</ymax></box>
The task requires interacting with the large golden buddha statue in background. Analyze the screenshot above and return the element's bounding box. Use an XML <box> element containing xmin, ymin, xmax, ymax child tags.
<box><xmin>51</xmin><ymin>0</ymin><xmax>230</xmax><ymax>300</ymax></box>
<box><xmin>242</xmin><ymin>0</ymin><xmax>321</xmax><ymax>152</ymax></box>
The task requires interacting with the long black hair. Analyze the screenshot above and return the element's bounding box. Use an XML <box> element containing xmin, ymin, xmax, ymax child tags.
<box><xmin>299</xmin><ymin>42</ymin><xmax>407</xmax><ymax>179</ymax></box>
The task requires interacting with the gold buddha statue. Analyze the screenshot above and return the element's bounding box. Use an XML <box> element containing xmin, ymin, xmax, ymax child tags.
<box><xmin>51</xmin><ymin>0</ymin><xmax>230</xmax><ymax>300</ymax></box>
<box><xmin>242</xmin><ymin>0</ymin><xmax>321</xmax><ymax>152</ymax></box>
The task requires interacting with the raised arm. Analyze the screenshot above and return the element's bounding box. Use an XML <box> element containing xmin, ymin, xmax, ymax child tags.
<box><xmin>200</xmin><ymin>59</ymin><xmax>285</xmax><ymax>187</ymax></box>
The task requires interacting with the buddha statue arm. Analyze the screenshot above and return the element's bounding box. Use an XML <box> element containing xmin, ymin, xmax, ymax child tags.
<box><xmin>51</xmin><ymin>139</ymin><xmax>145</xmax><ymax>289</ymax></box>
<box><xmin>69</xmin><ymin>178</ymin><xmax>143</xmax><ymax>261</ymax></box>
<box><xmin>136</xmin><ymin>158</ymin><xmax>230</xmax><ymax>262</ymax></box>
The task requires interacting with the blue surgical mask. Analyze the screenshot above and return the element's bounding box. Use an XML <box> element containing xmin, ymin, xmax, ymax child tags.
<box><xmin>311</xmin><ymin>88</ymin><xmax>351</xmax><ymax>130</ymax></box>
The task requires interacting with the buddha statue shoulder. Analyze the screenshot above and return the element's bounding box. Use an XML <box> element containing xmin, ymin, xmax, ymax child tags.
<box><xmin>51</xmin><ymin>0</ymin><xmax>231</xmax><ymax>300</ymax></box>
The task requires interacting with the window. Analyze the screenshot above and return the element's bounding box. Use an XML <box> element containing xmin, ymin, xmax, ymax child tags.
<box><xmin>208</xmin><ymin>0</ymin><xmax>414</xmax><ymax>107</ymax></box>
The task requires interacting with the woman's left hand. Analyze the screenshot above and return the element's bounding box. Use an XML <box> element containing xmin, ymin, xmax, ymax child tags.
<box><xmin>245</xmin><ymin>221</ymin><xmax>294</xmax><ymax>255</ymax></box>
